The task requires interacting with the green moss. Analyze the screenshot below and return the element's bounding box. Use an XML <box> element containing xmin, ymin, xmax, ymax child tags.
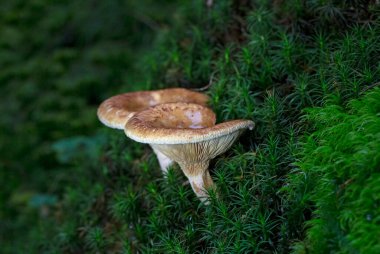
<box><xmin>288</xmin><ymin>88</ymin><xmax>380</xmax><ymax>253</ymax></box>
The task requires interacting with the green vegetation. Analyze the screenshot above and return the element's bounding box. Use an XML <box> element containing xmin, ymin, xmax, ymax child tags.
<box><xmin>287</xmin><ymin>89</ymin><xmax>380</xmax><ymax>253</ymax></box>
<box><xmin>1</xmin><ymin>0</ymin><xmax>380</xmax><ymax>253</ymax></box>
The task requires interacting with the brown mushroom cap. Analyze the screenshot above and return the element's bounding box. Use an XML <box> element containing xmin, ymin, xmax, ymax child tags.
<box><xmin>97</xmin><ymin>88</ymin><xmax>209</xmax><ymax>129</ymax></box>
<box><xmin>124</xmin><ymin>103</ymin><xmax>254</xmax><ymax>145</ymax></box>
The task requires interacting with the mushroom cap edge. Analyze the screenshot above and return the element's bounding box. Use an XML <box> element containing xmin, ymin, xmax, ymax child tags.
<box><xmin>124</xmin><ymin>103</ymin><xmax>255</xmax><ymax>145</ymax></box>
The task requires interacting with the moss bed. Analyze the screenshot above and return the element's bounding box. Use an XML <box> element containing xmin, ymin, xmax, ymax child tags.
<box><xmin>1</xmin><ymin>0</ymin><xmax>380</xmax><ymax>253</ymax></box>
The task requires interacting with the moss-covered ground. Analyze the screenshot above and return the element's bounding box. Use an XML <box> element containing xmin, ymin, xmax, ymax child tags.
<box><xmin>1</xmin><ymin>0</ymin><xmax>380</xmax><ymax>253</ymax></box>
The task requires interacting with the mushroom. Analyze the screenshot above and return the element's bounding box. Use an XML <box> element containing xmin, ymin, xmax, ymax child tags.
<box><xmin>97</xmin><ymin>88</ymin><xmax>209</xmax><ymax>174</ymax></box>
<box><xmin>124</xmin><ymin>103</ymin><xmax>255</xmax><ymax>203</ymax></box>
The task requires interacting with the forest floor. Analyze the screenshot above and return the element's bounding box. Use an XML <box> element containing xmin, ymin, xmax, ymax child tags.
<box><xmin>1</xmin><ymin>0</ymin><xmax>380</xmax><ymax>253</ymax></box>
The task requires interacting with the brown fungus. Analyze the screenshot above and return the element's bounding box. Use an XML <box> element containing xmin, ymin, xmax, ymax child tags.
<box><xmin>124</xmin><ymin>103</ymin><xmax>255</xmax><ymax>203</ymax></box>
<box><xmin>97</xmin><ymin>88</ymin><xmax>209</xmax><ymax>173</ymax></box>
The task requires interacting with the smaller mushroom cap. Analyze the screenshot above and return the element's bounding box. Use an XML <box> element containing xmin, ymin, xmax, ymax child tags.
<box><xmin>97</xmin><ymin>88</ymin><xmax>209</xmax><ymax>129</ymax></box>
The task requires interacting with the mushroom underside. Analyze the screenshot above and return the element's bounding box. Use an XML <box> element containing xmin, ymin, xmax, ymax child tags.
<box><xmin>150</xmin><ymin>131</ymin><xmax>243</xmax><ymax>175</ymax></box>
<box><xmin>150</xmin><ymin>130</ymin><xmax>244</xmax><ymax>202</ymax></box>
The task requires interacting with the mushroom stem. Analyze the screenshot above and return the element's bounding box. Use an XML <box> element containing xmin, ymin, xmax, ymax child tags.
<box><xmin>151</xmin><ymin>147</ymin><xmax>173</xmax><ymax>175</ymax></box>
<box><xmin>179</xmin><ymin>161</ymin><xmax>215</xmax><ymax>204</ymax></box>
